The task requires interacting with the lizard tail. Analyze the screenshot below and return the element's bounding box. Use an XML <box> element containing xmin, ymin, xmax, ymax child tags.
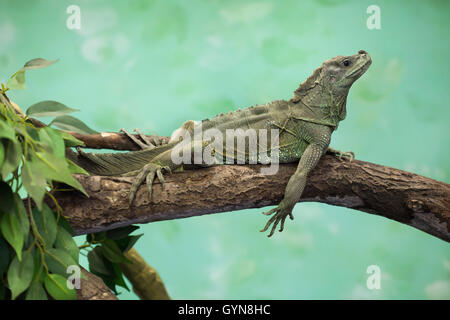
<box><xmin>66</xmin><ymin>142</ymin><xmax>178</xmax><ymax>176</ymax></box>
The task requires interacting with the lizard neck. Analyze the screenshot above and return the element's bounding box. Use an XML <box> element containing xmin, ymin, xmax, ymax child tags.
<box><xmin>291</xmin><ymin>83</ymin><xmax>349</xmax><ymax>128</ymax></box>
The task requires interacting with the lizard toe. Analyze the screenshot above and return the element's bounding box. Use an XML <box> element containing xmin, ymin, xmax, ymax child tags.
<box><xmin>156</xmin><ymin>169</ymin><xmax>165</xmax><ymax>187</ymax></box>
<box><xmin>145</xmin><ymin>170</ymin><xmax>156</xmax><ymax>202</ymax></box>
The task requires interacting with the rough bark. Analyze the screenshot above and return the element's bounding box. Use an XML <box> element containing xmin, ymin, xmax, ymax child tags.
<box><xmin>51</xmin><ymin>155</ymin><xmax>450</xmax><ymax>242</ymax></box>
<box><xmin>76</xmin><ymin>267</ymin><xmax>118</xmax><ymax>300</ymax></box>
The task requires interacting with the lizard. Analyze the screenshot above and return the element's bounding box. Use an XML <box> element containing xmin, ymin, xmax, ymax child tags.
<box><xmin>68</xmin><ymin>50</ymin><xmax>372</xmax><ymax>237</ymax></box>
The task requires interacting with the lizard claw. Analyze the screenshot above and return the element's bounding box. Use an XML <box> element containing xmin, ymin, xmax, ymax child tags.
<box><xmin>156</xmin><ymin>168</ymin><xmax>165</xmax><ymax>187</ymax></box>
<box><xmin>260</xmin><ymin>201</ymin><xmax>294</xmax><ymax>237</ymax></box>
<box><xmin>162</xmin><ymin>165</ymin><xmax>172</xmax><ymax>175</ymax></box>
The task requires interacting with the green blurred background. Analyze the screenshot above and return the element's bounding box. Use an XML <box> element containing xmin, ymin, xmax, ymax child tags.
<box><xmin>1</xmin><ymin>0</ymin><xmax>449</xmax><ymax>299</ymax></box>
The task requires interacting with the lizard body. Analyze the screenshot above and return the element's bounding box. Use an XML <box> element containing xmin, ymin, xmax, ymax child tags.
<box><xmin>68</xmin><ymin>50</ymin><xmax>372</xmax><ymax>236</ymax></box>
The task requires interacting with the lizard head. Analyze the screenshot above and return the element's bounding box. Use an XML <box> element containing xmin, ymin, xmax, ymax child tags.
<box><xmin>323</xmin><ymin>50</ymin><xmax>372</xmax><ymax>92</ymax></box>
<box><xmin>291</xmin><ymin>50</ymin><xmax>372</xmax><ymax>127</ymax></box>
<box><xmin>293</xmin><ymin>50</ymin><xmax>372</xmax><ymax>100</ymax></box>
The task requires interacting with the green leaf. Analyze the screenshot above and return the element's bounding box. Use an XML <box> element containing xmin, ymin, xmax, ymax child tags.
<box><xmin>100</xmin><ymin>238</ymin><xmax>130</xmax><ymax>264</ymax></box>
<box><xmin>25</xmin><ymin>124</ymin><xmax>40</xmax><ymax>142</ymax></box>
<box><xmin>0</xmin><ymin>212</ymin><xmax>24</xmax><ymax>261</ymax></box>
<box><xmin>87</xmin><ymin>247</ymin><xmax>113</xmax><ymax>277</ymax></box>
<box><xmin>5</xmin><ymin>58</ymin><xmax>57</xmax><ymax>91</ymax></box>
<box><xmin>44</xmin><ymin>248</ymin><xmax>77</xmax><ymax>276</ymax></box>
<box><xmin>0</xmin><ymin>141</ymin><xmax>4</xmax><ymax>169</ymax></box>
<box><xmin>88</xmin><ymin>252</ymin><xmax>129</xmax><ymax>294</ymax></box>
<box><xmin>32</xmin><ymin>151</ymin><xmax>88</xmax><ymax>196</ymax></box>
<box><xmin>59</xmin><ymin>130</ymin><xmax>85</xmax><ymax>148</ymax></box>
<box><xmin>22</xmin><ymin>58</ymin><xmax>58</xmax><ymax>70</ymax></box>
<box><xmin>0</xmin><ymin>139</ymin><xmax>22</xmax><ymax>179</ymax></box>
<box><xmin>116</xmin><ymin>234</ymin><xmax>143</xmax><ymax>253</ymax></box>
<box><xmin>99</xmin><ymin>262</ymin><xmax>130</xmax><ymax>293</ymax></box>
<box><xmin>22</xmin><ymin>161</ymin><xmax>47</xmax><ymax>210</ymax></box>
<box><xmin>0</xmin><ymin>282</ymin><xmax>7</xmax><ymax>299</ymax></box>
<box><xmin>0</xmin><ymin>181</ymin><xmax>14</xmax><ymax>214</ymax></box>
<box><xmin>7</xmin><ymin>250</ymin><xmax>34</xmax><ymax>299</ymax></box>
<box><xmin>67</xmin><ymin>158</ymin><xmax>89</xmax><ymax>175</ymax></box>
<box><xmin>106</xmin><ymin>225</ymin><xmax>140</xmax><ymax>240</ymax></box>
<box><xmin>26</xmin><ymin>100</ymin><xmax>79</xmax><ymax>118</ymax></box>
<box><xmin>87</xmin><ymin>248</ymin><xmax>128</xmax><ymax>292</ymax></box>
<box><xmin>0</xmin><ymin>184</ymin><xmax>27</xmax><ymax>253</ymax></box>
<box><xmin>50</xmin><ymin>115</ymin><xmax>98</xmax><ymax>135</ymax></box>
<box><xmin>6</xmin><ymin>70</ymin><xmax>26</xmax><ymax>90</ymax></box>
<box><xmin>38</xmin><ymin>126</ymin><xmax>65</xmax><ymax>158</ymax></box>
<box><xmin>54</xmin><ymin>226</ymin><xmax>79</xmax><ymax>263</ymax></box>
<box><xmin>33</xmin><ymin>204</ymin><xmax>57</xmax><ymax>247</ymax></box>
<box><xmin>110</xmin><ymin>262</ymin><xmax>129</xmax><ymax>291</ymax></box>
<box><xmin>0</xmin><ymin>237</ymin><xmax>10</xmax><ymax>275</ymax></box>
<box><xmin>31</xmin><ymin>247</ymin><xmax>44</xmax><ymax>282</ymax></box>
<box><xmin>13</xmin><ymin>194</ymin><xmax>30</xmax><ymax>242</ymax></box>
<box><xmin>0</xmin><ymin>119</ymin><xmax>16</xmax><ymax>141</ymax></box>
<box><xmin>87</xmin><ymin>231</ymin><xmax>106</xmax><ymax>243</ymax></box>
<box><xmin>26</xmin><ymin>281</ymin><xmax>48</xmax><ymax>300</ymax></box>
<box><xmin>57</xmin><ymin>215</ymin><xmax>75</xmax><ymax>236</ymax></box>
<box><xmin>44</xmin><ymin>274</ymin><xmax>76</xmax><ymax>300</ymax></box>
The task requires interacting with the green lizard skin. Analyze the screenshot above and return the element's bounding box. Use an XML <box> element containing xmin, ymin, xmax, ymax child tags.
<box><xmin>68</xmin><ymin>50</ymin><xmax>372</xmax><ymax>237</ymax></box>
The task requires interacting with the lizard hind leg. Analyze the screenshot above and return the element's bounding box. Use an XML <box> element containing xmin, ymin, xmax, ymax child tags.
<box><xmin>127</xmin><ymin>137</ymin><xmax>212</xmax><ymax>206</ymax></box>
<box><xmin>128</xmin><ymin>162</ymin><xmax>172</xmax><ymax>205</ymax></box>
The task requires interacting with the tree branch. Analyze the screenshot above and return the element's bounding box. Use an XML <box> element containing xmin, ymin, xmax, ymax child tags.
<box><xmin>69</xmin><ymin>132</ymin><xmax>170</xmax><ymax>150</ymax></box>
<box><xmin>51</xmin><ymin>155</ymin><xmax>450</xmax><ymax>242</ymax></box>
<box><xmin>26</xmin><ymin>115</ymin><xmax>169</xmax><ymax>151</ymax></box>
<box><xmin>22</xmin><ymin>117</ymin><xmax>448</xmax><ymax>242</ymax></box>
<box><xmin>76</xmin><ymin>267</ymin><xmax>118</xmax><ymax>300</ymax></box>
<box><xmin>118</xmin><ymin>248</ymin><xmax>171</xmax><ymax>300</ymax></box>
<box><xmin>18</xmin><ymin>115</ymin><xmax>450</xmax><ymax>302</ymax></box>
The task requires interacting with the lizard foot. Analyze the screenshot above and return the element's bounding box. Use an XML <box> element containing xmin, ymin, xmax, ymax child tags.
<box><xmin>337</xmin><ymin>150</ymin><xmax>354</xmax><ymax>162</ymax></box>
<box><xmin>129</xmin><ymin>162</ymin><xmax>172</xmax><ymax>205</ymax></box>
<box><xmin>260</xmin><ymin>201</ymin><xmax>294</xmax><ymax>237</ymax></box>
<box><xmin>327</xmin><ymin>147</ymin><xmax>355</xmax><ymax>162</ymax></box>
<box><xmin>120</xmin><ymin>128</ymin><xmax>166</xmax><ymax>150</ymax></box>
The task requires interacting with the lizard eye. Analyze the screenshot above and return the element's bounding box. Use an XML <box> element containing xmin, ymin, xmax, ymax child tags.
<box><xmin>343</xmin><ymin>60</ymin><xmax>351</xmax><ymax>67</ymax></box>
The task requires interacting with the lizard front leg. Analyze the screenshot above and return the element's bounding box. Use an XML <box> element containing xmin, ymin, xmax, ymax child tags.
<box><xmin>261</xmin><ymin>127</ymin><xmax>331</xmax><ymax>237</ymax></box>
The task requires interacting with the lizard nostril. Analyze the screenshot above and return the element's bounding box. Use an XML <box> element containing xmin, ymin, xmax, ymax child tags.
<box><xmin>358</xmin><ymin>50</ymin><xmax>367</xmax><ymax>55</ymax></box>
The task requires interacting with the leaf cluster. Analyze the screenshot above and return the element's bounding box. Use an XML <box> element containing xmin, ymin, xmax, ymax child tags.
<box><xmin>84</xmin><ymin>225</ymin><xmax>143</xmax><ymax>295</ymax></box>
<box><xmin>0</xmin><ymin>58</ymin><xmax>141</xmax><ymax>300</ymax></box>
<box><xmin>0</xmin><ymin>182</ymin><xmax>79</xmax><ymax>300</ymax></box>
